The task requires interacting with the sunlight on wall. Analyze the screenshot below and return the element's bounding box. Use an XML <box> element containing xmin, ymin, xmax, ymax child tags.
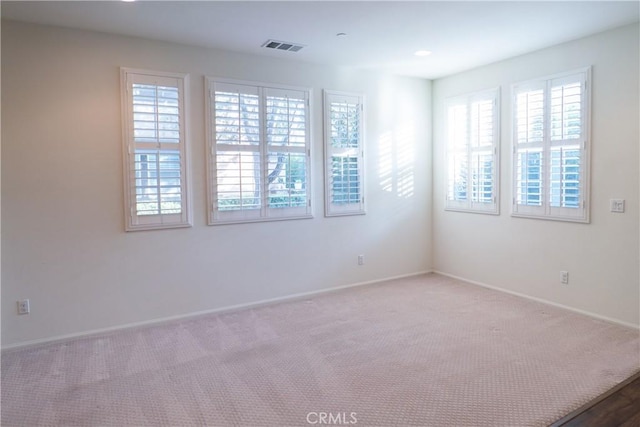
<box><xmin>378</xmin><ymin>122</ymin><xmax>415</xmax><ymax>199</ymax></box>
<box><xmin>379</xmin><ymin>131</ymin><xmax>393</xmax><ymax>193</ymax></box>
<box><xmin>397</xmin><ymin>123</ymin><xmax>415</xmax><ymax>198</ymax></box>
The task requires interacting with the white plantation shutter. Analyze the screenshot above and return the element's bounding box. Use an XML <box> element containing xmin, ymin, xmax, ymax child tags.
<box><xmin>445</xmin><ymin>88</ymin><xmax>499</xmax><ymax>214</ymax></box>
<box><xmin>549</xmin><ymin>77</ymin><xmax>583</xmax><ymax>215</ymax></box>
<box><xmin>265</xmin><ymin>88</ymin><xmax>311</xmax><ymax>218</ymax></box>
<box><xmin>323</xmin><ymin>90</ymin><xmax>365</xmax><ymax>216</ymax></box>
<box><xmin>447</xmin><ymin>104</ymin><xmax>469</xmax><ymax>204</ymax></box>
<box><xmin>206</xmin><ymin>78</ymin><xmax>312</xmax><ymax>224</ymax></box>
<box><xmin>121</xmin><ymin>68</ymin><xmax>191</xmax><ymax>231</ymax></box>
<box><xmin>512</xmin><ymin>68</ymin><xmax>590</xmax><ymax>222</ymax></box>
<box><xmin>210</xmin><ymin>82</ymin><xmax>262</xmax><ymax>222</ymax></box>
<box><xmin>513</xmin><ymin>84</ymin><xmax>545</xmax><ymax>215</ymax></box>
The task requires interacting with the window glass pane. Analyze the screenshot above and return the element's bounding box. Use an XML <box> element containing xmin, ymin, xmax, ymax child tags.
<box><xmin>471</xmin><ymin>152</ymin><xmax>493</xmax><ymax>203</ymax></box>
<box><xmin>516</xmin><ymin>90</ymin><xmax>544</xmax><ymax>144</ymax></box>
<box><xmin>134</xmin><ymin>149</ymin><xmax>182</xmax><ymax>215</ymax></box>
<box><xmin>516</xmin><ymin>149</ymin><xmax>543</xmax><ymax>206</ymax></box>
<box><xmin>551</xmin><ymin>82</ymin><xmax>582</xmax><ymax>141</ymax></box>
<box><xmin>448</xmin><ymin>105</ymin><xmax>468</xmax><ymax>151</ymax></box>
<box><xmin>331</xmin><ymin>155</ymin><xmax>360</xmax><ymax>204</ymax></box>
<box><xmin>448</xmin><ymin>153</ymin><xmax>468</xmax><ymax>201</ymax></box>
<box><xmin>550</xmin><ymin>146</ymin><xmax>581</xmax><ymax>208</ymax></box>
<box><xmin>132</xmin><ymin>83</ymin><xmax>180</xmax><ymax>144</ymax></box>
<box><xmin>267</xmin><ymin>152</ymin><xmax>307</xmax><ymax>208</ymax></box>
<box><xmin>214</xmin><ymin>91</ymin><xmax>260</xmax><ymax>145</ymax></box>
<box><xmin>216</xmin><ymin>151</ymin><xmax>261</xmax><ymax>210</ymax></box>
<box><xmin>471</xmin><ymin>100</ymin><xmax>493</xmax><ymax>148</ymax></box>
<box><xmin>330</xmin><ymin>102</ymin><xmax>360</xmax><ymax>149</ymax></box>
<box><xmin>266</xmin><ymin>95</ymin><xmax>307</xmax><ymax>147</ymax></box>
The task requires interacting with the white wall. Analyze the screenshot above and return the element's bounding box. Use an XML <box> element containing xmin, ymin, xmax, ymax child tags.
<box><xmin>1</xmin><ymin>21</ymin><xmax>432</xmax><ymax>347</ymax></box>
<box><xmin>432</xmin><ymin>24</ymin><xmax>639</xmax><ymax>326</ymax></box>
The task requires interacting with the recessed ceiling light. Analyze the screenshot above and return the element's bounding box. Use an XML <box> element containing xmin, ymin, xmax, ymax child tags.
<box><xmin>336</xmin><ymin>33</ymin><xmax>348</xmax><ymax>37</ymax></box>
<box><xmin>122</xmin><ymin>0</ymin><xmax>136</xmax><ymax>2</ymax></box>
<box><xmin>414</xmin><ymin>50</ymin><xmax>432</xmax><ymax>57</ymax></box>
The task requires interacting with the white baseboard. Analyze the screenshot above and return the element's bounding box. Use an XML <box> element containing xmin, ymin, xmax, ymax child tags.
<box><xmin>433</xmin><ymin>270</ymin><xmax>640</xmax><ymax>330</ymax></box>
<box><xmin>2</xmin><ymin>270</ymin><xmax>433</xmax><ymax>352</ymax></box>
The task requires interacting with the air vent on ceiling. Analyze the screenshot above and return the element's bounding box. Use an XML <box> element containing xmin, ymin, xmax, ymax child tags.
<box><xmin>262</xmin><ymin>39</ymin><xmax>305</xmax><ymax>53</ymax></box>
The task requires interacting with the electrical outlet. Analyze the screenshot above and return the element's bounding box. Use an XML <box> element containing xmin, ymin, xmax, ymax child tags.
<box><xmin>358</xmin><ymin>255</ymin><xmax>365</xmax><ymax>265</ymax></box>
<box><xmin>560</xmin><ymin>271</ymin><xmax>569</xmax><ymax>285</ymax></box>
<box><xmin>17</xmin><ymin>299</ymin><xmax>30</xmax><ymax>315</ymax></box>
<box><xmin>610</xmin><ymin>199</ymin><xmax>625</xmax><ymax>213</ymax></box>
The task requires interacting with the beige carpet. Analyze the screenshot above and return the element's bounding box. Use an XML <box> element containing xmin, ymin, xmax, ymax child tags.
<box><xmin>2</xmin><ymin>274</ymin><xmax>639</xmax><ymax>426</ymax></box>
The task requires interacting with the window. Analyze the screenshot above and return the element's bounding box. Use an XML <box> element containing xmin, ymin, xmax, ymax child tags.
<box><xmin>512</xmin><ymin>68</ymin><xmax>590</xmax><ymax>222</ymax></box>
<box><xmin>206</xmin><ymin>78</ymin><xmax>312</xmax><ymax>224</ymax></box>
<box><xmin>121</xmin><ymin>68</ymin><xmax>191</xmax><ymax>231</ymax></box>
<box><xmin>445</xmin><ymin>88</ymin><xmax>500</xmax><ymax>214</ymax></box>
<box><xmin>323</xmin><ymin>90</ymin><xmax>365</xmax><ymax>216</ymax></box>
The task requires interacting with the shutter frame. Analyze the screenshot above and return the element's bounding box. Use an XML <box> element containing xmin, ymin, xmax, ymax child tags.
<box><xmin>120</xmin><ymin>68</ymin><xmax>192</xmax><ymax>231</ymax></box>
<box><xmin>444</xmin><ymin>87</ymin><xmax>500</xmax><ymax>215</ymax></box>
<box><xmin>206</xmin><ymin>77</ymin><xmax>313</xmax><ymax>225</ymax></box>
<box><xmin>323</xmin><ymin>90</ymin><xmax>366</xmax><ymax>217</ymax></box>
<box><xmin>511</xmin><ymin>67</ymin><xmax>591</xmax><ymax>223</ymax></box>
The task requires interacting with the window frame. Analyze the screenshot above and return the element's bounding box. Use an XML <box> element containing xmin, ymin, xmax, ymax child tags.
<box><xmin>323</xmin><ymin>90</ymin><xmax>366</xmax><ymax>217</ymax></box>
<box><xmin>444</xmin><ymin>87</ymin><xmax>500</xmax><ymax>215</ymax></box>
<box><xmin>205</xmin><ymin>77</ymin><xmax>313</xmax><ymax>225</ymax></box>
<box><xmin>120</xmin><ymin>68</ymin><xmax>192</xmax><ymax>231</ymax></box>
<box><xmin>511</xmin><ymin>67</ymin><xmax>591</xmax><ymax>223</ymax></box>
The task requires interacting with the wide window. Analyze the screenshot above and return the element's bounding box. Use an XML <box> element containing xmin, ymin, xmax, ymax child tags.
<box><xmin>512</xmin><ymin>68</ymin><xmax>590</xmax><ymax>222</ymax></box>
<box><xmin>121</xmin><ymin>68</ymin><xmax>191</xmax><ymax>231</ymax></box>
<box><xmin>206</xmin><ymin>78</ymin><xmax>312</xmax><ymax>224</ymax></box>
<box><xmin>445</xmin><ymin>88</ymin><xmax>500</xmax><ymax>214</ymax></box>
<box><xmin>323</xmin><ymin>90</ymin><xmax>365</xmax><ymax>216</ymax></box>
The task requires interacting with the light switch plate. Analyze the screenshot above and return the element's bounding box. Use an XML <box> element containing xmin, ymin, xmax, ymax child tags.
<box><xmin>610</xmin><ymin>199</ymin><xmax>625</xmax><ymax>213</ymax></box>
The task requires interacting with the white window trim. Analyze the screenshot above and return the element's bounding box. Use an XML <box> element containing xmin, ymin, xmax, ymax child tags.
<box><xmin>205</xmin><ymin>77</ymin><xmax>313</xmax><ymax>225</ymax></box>
<box><xmin>511</xmin><ymin>67</ymin><xmax>591</xmax><ymax>223</ymax></box>
<box><xmin>444</xmin><ymin>87</ymin><xmax>500</xmax><ymax>215</ymax></box>
<box><xmin>323</xmin><ymin>90</ymin><xmax>366</xmax><ymax>217</ymax></box>
<box><xmin>120</xmin><ymin>68</ymin><xmax>192</xmax><ymax>231</ymax></box>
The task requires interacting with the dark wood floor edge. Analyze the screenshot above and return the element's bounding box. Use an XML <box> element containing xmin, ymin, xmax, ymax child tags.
<box><xmin>548</xmin><ymin>370</ymin><xmax>640</xmax><ymax>427</ymax></box>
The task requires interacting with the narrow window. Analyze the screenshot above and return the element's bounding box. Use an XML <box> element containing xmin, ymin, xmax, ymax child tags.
<box><xmin>323</xmin><ymin>90</ymin><xmax>365</xmax><ymax>216</ymax></box>
<box><xmin>121</xmin><ymin>68</ymin><xmax>191</xmax><ymax>231</ymax></box>
<box><xmin>206</xmin><ymin>79</ymin><xmax>312</xmax><ymax>224</ymax></box>
<box><xmin>445</xmin><ymin>88</ymin><xmax>500</xmax><ymax>214</ymax></box>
